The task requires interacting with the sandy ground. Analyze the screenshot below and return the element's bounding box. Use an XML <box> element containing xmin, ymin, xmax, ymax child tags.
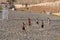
<box><xmin>16</xmin><ymin>6</ymin><xmax>60</xmax><ymax>13</ymax></box>
<box><xmin>0</xmin><ymin>11</ymin><xmax>60</xmax><ymax>40</ymax></box>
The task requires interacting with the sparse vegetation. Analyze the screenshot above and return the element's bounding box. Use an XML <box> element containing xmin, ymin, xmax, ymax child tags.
<box><xmin>0</xmin><ymin>6</ymin><xmax>2</xmax><ymax>10</ymax></box>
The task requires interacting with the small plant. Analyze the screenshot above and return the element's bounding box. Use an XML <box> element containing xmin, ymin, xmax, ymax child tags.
<box><xmin>0</xmin><ymin>6</ymin><xmax>2</xmax><ymax>10</ymax></box>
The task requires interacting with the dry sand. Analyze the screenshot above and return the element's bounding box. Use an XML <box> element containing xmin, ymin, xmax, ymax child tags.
<box><xmin>16</xmin><ymin>6</ymin><xmax>60</xmax><ymax>13</ymax></box>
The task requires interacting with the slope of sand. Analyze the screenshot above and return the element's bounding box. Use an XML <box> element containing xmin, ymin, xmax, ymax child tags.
<box><xmin>16</xmin><ymin>1</ymin><xmax>60</xmax><ymax>13</ymax></box>
<box><xmin>16</xmin><ymin>6</ymin><xmax>60</xmax><ymax>13</ymax></box>
<box><xmin>30</xmin><ymin>6</ymin><xmax>60</xmax><ymax>13</ymax></box>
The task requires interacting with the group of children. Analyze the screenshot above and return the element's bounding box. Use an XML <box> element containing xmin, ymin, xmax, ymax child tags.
<box><xmin>22</xmin><ymin>17</ymin><xmax>51</xmax><ymax>31</ymax></box>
